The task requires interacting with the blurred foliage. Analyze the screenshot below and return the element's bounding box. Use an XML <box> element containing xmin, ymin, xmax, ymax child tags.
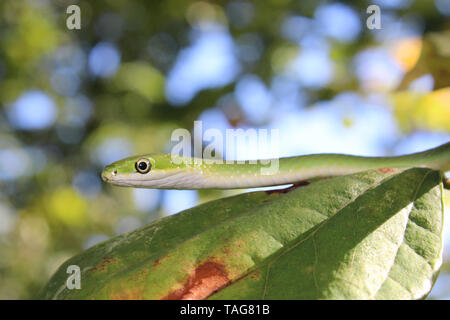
<box><xmin>392</xmin><ymin>88</ymin><xmax>450</xmax><ymax>132</ymax></box>
<box><xmin>0</xmin><ymin>0</ymin><xmax>449</xmax><ymax>299</ymax></box>
<box><xmin>398</xmin><ymin>31</ymin><xmax>450</xmax><ymax>90</ymax></box>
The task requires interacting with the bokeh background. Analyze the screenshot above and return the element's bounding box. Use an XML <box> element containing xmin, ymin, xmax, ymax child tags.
<box><xmin>0</xmin><ymin>0</ymin><xmax>450</xmax><ymax>299</ymax></box>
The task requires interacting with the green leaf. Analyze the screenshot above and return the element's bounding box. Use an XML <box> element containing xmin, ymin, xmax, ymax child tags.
<box><xmin>39</xmin><ymin>168</ymin><xmax>444</xmax><ymax>300</ymax></box>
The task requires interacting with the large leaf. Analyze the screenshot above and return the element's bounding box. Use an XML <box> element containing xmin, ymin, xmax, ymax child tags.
<box><xmin>39</xmin><ymin>168</ymin><xmax>444</xmax><ymax>300</ymax></box>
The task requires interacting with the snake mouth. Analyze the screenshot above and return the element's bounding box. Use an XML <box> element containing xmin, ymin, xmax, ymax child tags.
<box><xmin>101</xmin><ymin>171</ymin><xmax>109</xmax><ymax>182</ymax></box>
<box><xmin>101</xmin><ymin>165</ymin><xmax>118</xmax><ymax>182</ymax></box>
<box><xmin>102</xmin><ymin>169</ymin><xmax>187</xmax><ymax>188</ymax></box>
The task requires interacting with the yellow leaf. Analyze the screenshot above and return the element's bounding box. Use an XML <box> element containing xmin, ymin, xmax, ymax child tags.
<box><xmin>112</xmin><ymin>62</ymin><xmax>165</xmax><ymax>103</ymax></box>
<box><xmin>390</xmin><ymin>37</ymin><xmax>422</xmax><ymax>72</ymax></box>
<box><xmin>47</xmin><ymin>188</ymin><xmax>87</xmax><ymax>226</ymax></box>
<box><xmin>391</xmin><ymin>87</ymin><xmax>450</xmax><ymax>132</ymax></box>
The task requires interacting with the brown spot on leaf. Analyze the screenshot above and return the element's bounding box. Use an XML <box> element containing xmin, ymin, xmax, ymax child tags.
<box><xmin>110</xmin><ymin>288</ymin><xmax>143</xmax><ymax>300</ymax></box>
<box><xmin>162</xmin><ymin>261</ymin><xmax>230</xmax><ymax>300</ymax></box>
<box><xmin>90</xmin><ymin>256</ymin><xmax>117</xmax><ymax>272</ymax></box>
<box><xmin>249</xmin><ymin>271</ymin><xmax>261</xmax><ymax>280</ymax></box>
<box><xmin>378</xmin><ymin>168</ymin><xmax>397</xmax><ymax>174</ymax></box>
<box><xmin>265</xmin><ymin>181</ymin><xmax>310</xmax><ymax>195</ymax></box>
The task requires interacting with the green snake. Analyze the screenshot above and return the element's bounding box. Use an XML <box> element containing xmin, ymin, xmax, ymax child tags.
<box><xmin>101</xmin><ymin>142</ymin><xmax>450</xmax><ymax>189</ymax></box>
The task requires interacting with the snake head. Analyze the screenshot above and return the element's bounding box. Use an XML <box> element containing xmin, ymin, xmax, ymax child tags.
<box><xmin>101</xmin><ymin>153</ymin><xmax>191</xmax><ymax>188</ymax></box>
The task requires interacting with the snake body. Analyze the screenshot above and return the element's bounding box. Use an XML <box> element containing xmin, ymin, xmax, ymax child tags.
<box><xmin>101</xmin><ymin>142</ymin><xmax>450</xmax><ymax>189</ymax></box>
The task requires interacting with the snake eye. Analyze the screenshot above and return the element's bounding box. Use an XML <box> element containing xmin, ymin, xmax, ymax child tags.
<box><xmin>135</xmin><ymin>158</ymin><xmax>151</xmax><ymax>174</ymax></box>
